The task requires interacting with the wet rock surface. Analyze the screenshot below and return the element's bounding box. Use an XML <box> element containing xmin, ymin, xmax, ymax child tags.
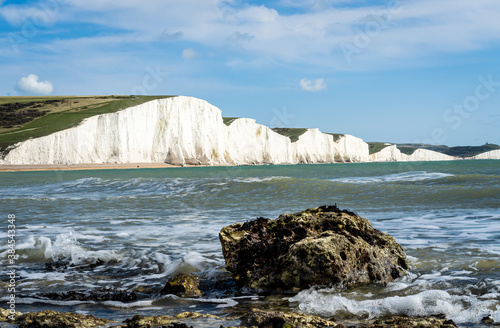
<box><xmin>119</xmin><ymin>314</ymin><xmax>176</xmax><ymax>328</ymax></box>
<box><xmin>219</xmin><ymin>205</ymin><xmax>409</xmax><ymax>291</ymax></box>
<box><xmin>240</xmin><ymin>308</ymin><xmax>340</xmax><ymax>327</ymax></box>
<box><xmin>360</xmin><ymin>315</ymin><xmax>459</xmax><ymax>327</ymax></box>
<box><xmin>15</xmin><ymin>310</ymin><xmax>112</xmax><ymax>328</ymax></box>
<box><xmin>161</xmin><ymin>273</ymin><xmax>202</xmax><ymax>297</ymax></box>
<box><xmin>35</xmin><ymin>287</ymin><xmax>138</xmax><ymax>302</ymax></box>
<box><xmin>115</xmin><ymin>312</ymin><xmax>224</xmax><ymax>328</ymax></box>
<box><xmin>0</xmin><ymin>309</ymin><xmax>463</xmax><ymax>328</ymax></box>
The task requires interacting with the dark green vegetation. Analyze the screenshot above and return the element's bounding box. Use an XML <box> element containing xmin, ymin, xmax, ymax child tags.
<box><xmin>368</xmin><ymin>142</ymin><xmax>392</xmax><ymax>155</ymax></box>
<box><xmin>271</xmin><ymin>127</ymin><xmax>308</xmax><ymax>142</ymax></box>
<box><xmin>0</xmin><ymin>95</ymin><xmax>172</xmax><ymax>153</ymax></box>
<box><xmin>222</xmin><ymin>117</ymin><xmax>239</xmax><ymax>126</ymax></box>
<box><xmin>397</xmin><ymin>143</ymin><xmax>500</xmax><ymax>157</ymax></box>
<box><xmin>225</xmin><ymin>121</ymin><xmax>345</xmax><ymax>143</ymax></box>
<box><xmin>327</xmin><ymin>133</ymin><xmax>345</xmax><ymax>142</ymax></box>
<box><xmin>369</xmin><ymin>142</ymin><xmax>499</xmax><ymax>157</ymax></box>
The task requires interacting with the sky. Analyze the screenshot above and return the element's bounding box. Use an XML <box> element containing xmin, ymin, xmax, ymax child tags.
<box><xmin>1</xmin><ymin>0</ymin><xmax>500</xmax><ymax>146</ymax></box>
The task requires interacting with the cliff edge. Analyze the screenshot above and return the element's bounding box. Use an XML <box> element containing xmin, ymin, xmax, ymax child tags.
<box><xmin>0</xmin><ymin>96</ymin><xmax>368</xmax><ymax>165</ymax></box>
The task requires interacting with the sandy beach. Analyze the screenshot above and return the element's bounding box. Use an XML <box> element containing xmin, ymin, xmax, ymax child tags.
<box><xmin>0</xmin><ymin>162</ymin><xmax>190</xmax><ymax>172</ymax></box>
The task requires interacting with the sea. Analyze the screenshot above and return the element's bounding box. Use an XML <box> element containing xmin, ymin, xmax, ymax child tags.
<box><xmin>0</xmin><ymin>160</ymin><xmax>499</xmax><ymax>327</ymax></box>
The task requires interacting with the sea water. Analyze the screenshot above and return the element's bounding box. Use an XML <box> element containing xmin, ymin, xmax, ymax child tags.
<box><xmin>0</xmin><ymin>160</ymin><xmax>499</xmax><ymax>326</ymax></box>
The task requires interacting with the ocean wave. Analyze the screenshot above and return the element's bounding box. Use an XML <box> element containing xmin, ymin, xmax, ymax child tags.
<box><xmin>330</xmin><ymin>171</ymin><xmax>454</xmax><ymax>184</ymax></box>
<box><xmin>1</xmin><ymin>175</ymin><xmax>292</xmax><ymax>201</ymax></box>
<box><xmin>232</xmin><ymin>176</ymin><xmax>290</xmax><ymax>183</ymax></box>
<box><xmin>9</xmin><ymin>233</ymin><xmax>121</xmax><ymax>265</ymax></box>
<box><xmin>289</xmin><ymin>288</ymin><xmax>500</xmax><ymax>324</ymax></box>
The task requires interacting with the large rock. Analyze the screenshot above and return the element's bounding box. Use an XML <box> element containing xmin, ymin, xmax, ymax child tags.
<box><xmin>240</xmin><ymin>309</ymin><xmax>339</xmax><ymax>328</ymax></box>
<box><xmin>219</xmin><ymin>206</ymin><xmax>409</xmax><ymax>291</ymax></box>
<box><xmin>15</xmin><ymin>310</ymin><xmax>111</xmax><ymax>328</ymax></box>
<box><xmin>361</xmin><ymin>316</ymin><xmax>458</xmax><ymax>328</ymax></box>
<box><xmin>161</xmin><ymin>273</ymin><xmax>202</xmax><ymax>297</ymax></box>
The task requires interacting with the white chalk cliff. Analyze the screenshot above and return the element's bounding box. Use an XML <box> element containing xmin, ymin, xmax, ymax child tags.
<box><xmin>0</xmin><ymin>96</ymin><xmax>368</xmax><ymax>166</ymax></box>
<box><xmin>1</xmin><ymin>96</ymin><xmax>492</xmax><ymax>166</ymax></box>
<box><xmin>370</xmin><ymin>145</ymin><xmax>456</xmax><ymax>162</ymax></box>
<box><xmin>472</xmin><ymin>149</ymin><xmax>500</xmax><ymax>160</ymax></box>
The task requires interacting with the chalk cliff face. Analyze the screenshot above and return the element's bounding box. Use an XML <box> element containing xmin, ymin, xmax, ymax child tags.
<box><xmin>370</xmin><ymin>145</ymin><xmax>456</xmax><ymax>162</ymax></box>
<box><xmin>0</xmin><ymin>96</ymin><xmax>370</xmax><ymax>166</ymax></box>
<box><xmin>3</xmin><ymin>96</ymin><xmax>491</xmax><ymax>166</ymax></box>
<box><xmin>472</xmin><ymin>149</ymin><xmax>500</xmax><ymax>160</ymax></box>
<box><xmin>333</xmin><ymin>134</ymin><xmax>370</xmax><ymax>163</ymax></box>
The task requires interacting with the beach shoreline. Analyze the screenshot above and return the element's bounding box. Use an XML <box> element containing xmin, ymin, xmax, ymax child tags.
<box><xmin>0</xmin><ymin>162</ymin><xmax>208</xmax><ymax>172</ymax></box>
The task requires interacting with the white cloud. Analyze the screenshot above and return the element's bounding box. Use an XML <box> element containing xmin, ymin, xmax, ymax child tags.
<box><xmin>0</xmin><ymin>3</ymin><xmax>59</xmax><ymax>27</ymax></box>
<box><xmin>17</xmin><ymin>74</ymin><xmax>54</xmax><ymax>95</ymax></box>
<box><xmin>4</xmin><ymin>0</ymin><xmax>500</xmax><ymax>71</ymax></box>
<box><xmin>300</xmin><ymin>78</ymin><xmax>326</xmax><ymax>92</ymax></box>
<box><xmin>182</xmin><ymin>48</ymin><xmax>196</xmax><ymax>60</ymax></box>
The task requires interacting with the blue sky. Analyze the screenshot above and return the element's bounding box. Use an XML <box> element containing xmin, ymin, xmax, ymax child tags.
<box><xmin>1</xmin><ymin>0</ymin><xmax>500</xmax><ymax>146</ymax></box>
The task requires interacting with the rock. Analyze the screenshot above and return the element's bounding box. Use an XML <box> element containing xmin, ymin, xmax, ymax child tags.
<box><xmin>360</xmin><ymin>316</ymin><xmax>458</xmax><ymax>327</ymax></box>
<box><xmin>219</xmin><ymin>205</ymin><xmax>409</xmax><ymax>291</ymax></box>
<box><xmin>161</xmin><ymin>273</ymin><xmax>202</xmax><ymax>297</ymax></box>
<box><xmin>174</xmin><ymin>312</ymin><xmax>220</xmax><ymax>320</ymax></box>
<box><xmin>0</xmin><ymin>308</ymin><xmax>20</xmax><ymax>322</ymax></box>
<box><xmin>35</xmin><ymin>287</ymin><xmax>138</xmax><ymax>302</ymax></box>
<box><xmin>121</xmin><ymin>314</ymin><xmax>175</xmax><ymax>328</ymax></box>
<box><xmin>119</xmin><ymin>312</ymin><xmax>223</xmax><ymax>328</ymax></box>
<box><xmin>240</xmin><ymin>309</ymin><xmax>340</xmax><ymax>328</ymax></box>
<box><xmin>16</xmin><ymin>310</ymin><xmax>111</xmax><ymax>328</ymax></box>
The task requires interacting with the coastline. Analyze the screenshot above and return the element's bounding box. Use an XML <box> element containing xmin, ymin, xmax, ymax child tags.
<box><xmin>0</xmin><ymin>162</ymin><xmax>198</xmax><ymax>172</ymax></box>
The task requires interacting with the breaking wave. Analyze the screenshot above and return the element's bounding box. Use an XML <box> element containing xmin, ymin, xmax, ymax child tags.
<box><xmin>331</xmin><ymin>171</ymin><xmax>454</xmax><ymax>184</ymax></box>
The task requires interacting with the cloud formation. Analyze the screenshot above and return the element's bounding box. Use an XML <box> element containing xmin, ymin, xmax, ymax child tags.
<box><xmin>300</xmin><ymin>78</ymin><xmax>326</xmax><ymax>92</ymax></box>
<box><xmin>182</xmin><ymin>48</ymin><xmax>196</xmax><ymax>60</ymax></box>
<box><xmin>17</xmin><ymin>74</ymin><xmax>54</xmax><ymax>95</ymax></box>
<box><xmin>4</xmin><ymin>0</ymin><xmax>500</xmax><ymax>69</ymax></box>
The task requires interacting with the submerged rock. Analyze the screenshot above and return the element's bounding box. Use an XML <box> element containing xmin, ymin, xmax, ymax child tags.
<box><xmin>121</xmin><ymin>314</ymin><xmax>175</xmax><ymax>328</ymax></box>
<box><xmin>361</xmin><ymin>315</ymin><xmax>458</xmax><ymax>327</ymax></box>
<box><xmin>118</xmin><ymin>312</ymin><xmax>222</xmax><ymax>328</ymax></box>
<box><xmin>35</xmin><ymin>287</ymin><xmax>138</xmax><ymax>302</ymax></box>
<box><xmin>219</xmin><ymin>205</ymin><xmax>409</xmax><ymax>291</ymax></box>
<box><xmin>240</xmin><ymin>309</ymin><xmax>340</xmax><ymax>328</ymax></box>
<box><xmin>0</xmin><ymin>308</ymin><xmax>20</xmax><ymax>322</ymax></box>
<box><xmin>161</xmin><ymin>273</ymin><xmax>202</xmax><ymax>297</ymax></box>
<box><xmin>16</xmin><ymin>310</ymin><xmax>111</xmax><ymax>328</ymax></box>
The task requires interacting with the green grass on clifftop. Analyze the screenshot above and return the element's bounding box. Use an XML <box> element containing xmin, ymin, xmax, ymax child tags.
<box><xmin>222</xmin><ymin>117</ymin><xmax>239</xmax><ymax>126</ymax></box>
<box><xmin>327</xmin><ymin>133</ymin><xmax>345</xmax><ymax>142</ymax></box>
<box><xmin>368</xmin><ymin>142</ymin><xmax>393</xmax><ymax>155</ymax></box>
<box><xmin>271</xmin><ymin>128</ymin><xmax>308</xmax><ymax>143</ymax></box>
<box><xmin>0</xmin><ymin>95</ymin><xmax>172</xmax><ymax>154</ymax></box>
<box><xmin>369</xmin><ymin>142</ymin><xmax>500</xmax><ymax>157</ymax></box>
<box><xmin>397</xmin><ymin>143</ymin><xmax>500</xmax><ymax>157</ymax></box>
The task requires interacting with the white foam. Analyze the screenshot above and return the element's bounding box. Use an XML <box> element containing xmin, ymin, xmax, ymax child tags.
<box><xmin>331</xmin><ymin>171</ymin><xmax>454</xmax><ymax>184</ymax></box>
<box><xmin>102</xmin><ymin>300</ymin><xmax>154</xmax><ymax>308</ymax></box>
<box><xmin>13</xmin><ymin>232</ymin><xmax>122</xmax><ymax>265</ymax></box>
<box><xmin>233</xmin><ymin>176</ymin><xmax>291</xmax><ymax>183</ymax></box>
<box><xmin>290</xmin><ymin>288</ymin><xmax>500</xmax><ymax>324</ymax></box>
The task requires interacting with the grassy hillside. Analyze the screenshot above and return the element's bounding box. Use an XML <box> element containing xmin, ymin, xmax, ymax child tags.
<box><xmin>222</xmin><ymin>117</ymin><xmax>239</xmax><ymax>126</ymax></box>
<box><xmin>369</xmin><ymin>142</ymin><xmax>500</xmax><ymax>157</ymax></box>
<box><xmin>397</xmin><ymin>143</ymin><xmax>500</xmax><ymax>157</ymax></box>
<box><xmin>327</xmin><ymin>133</ymin><xmax>345</xmax><ymax>142</ymax></box>
<box><xmin>0</xmin><ymin>95</ymin><xmax>172</xmax><ymax>153</ymax></box>
<box><xmin>368</xmin><ymin>142</ymin><xmax>393</xmax><ymax>155</ymax></box>
<box><xmin>271</xmin><ymin>128</ymin><xmax>308</xmax><ymax>142</ymax></box>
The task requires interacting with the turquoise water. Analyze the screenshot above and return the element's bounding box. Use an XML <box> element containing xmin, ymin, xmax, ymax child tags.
<box><xmin>0</xmin><ymin>160</ymin><xmax>499</xmax><ymax>326</ymax></box>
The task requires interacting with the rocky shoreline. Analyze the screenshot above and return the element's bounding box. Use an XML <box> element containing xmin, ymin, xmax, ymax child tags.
<box><xmin>1</xmin><ymin>307</ymin><xmax>461</xmax><ymax>328</ymax></box>
<box><xmin>0</xmin><ymin>206</ymin><xmax>477</xmax><ymax>328</ymax></box>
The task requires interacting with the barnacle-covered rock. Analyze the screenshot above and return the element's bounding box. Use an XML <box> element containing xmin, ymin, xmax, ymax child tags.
<box><xmin>220</xmin><ymin>205</ymin><xmax>408</xmax><ymax>291</ymax></box>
